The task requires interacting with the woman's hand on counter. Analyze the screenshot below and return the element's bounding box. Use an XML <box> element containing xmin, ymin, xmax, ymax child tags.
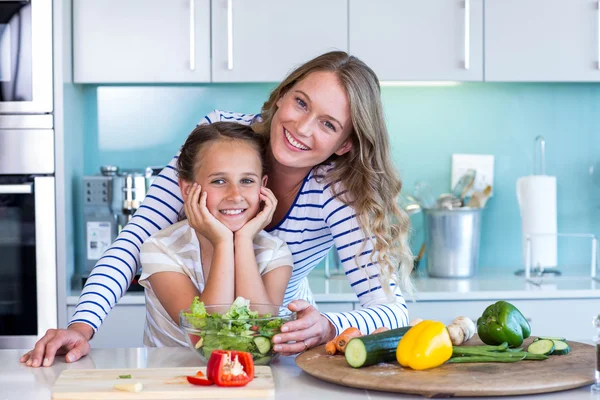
<box><xmin>272</xmin><ymin>299</ymin><xmax>336</xmax><ymax>356</ymax></box>
<box><xmin>20</xmin><ymin>323</ymin><xmax>93</xmax><ymax>367</ymax></box>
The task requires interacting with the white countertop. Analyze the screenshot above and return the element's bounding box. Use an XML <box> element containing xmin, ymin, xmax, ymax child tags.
<box><xmin>67</xmin><ymin>267</ymin><xmax>600</xmax><ymax>306</ymax></box>
<box><xmin>1</xmin><ymin>347</ymin><xmax>598</xmax><ymax>400</ymax></box>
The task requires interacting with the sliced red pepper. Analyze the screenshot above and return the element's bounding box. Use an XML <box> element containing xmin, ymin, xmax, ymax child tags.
<box><xmin>207</xmin><ymin>350</ymin><xmax>254</xmax><ymax>387</ymax></box>
<box><xmin>187</xmin><ymin>375</ymin><xmax>214</xmax><ymax>386</ymax></box>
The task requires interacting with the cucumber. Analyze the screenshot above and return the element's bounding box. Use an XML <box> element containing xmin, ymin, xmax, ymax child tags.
<box><xmin>344</xmin><ymin>326</ymin><xmax>411</xmax><ymax>368</ymax></box>
<box><xmin>253</xmin><ymin>336</ymin><xmax>271</xmax><ymax>355</ymax></box>
<box><xmin>527</xmin><ymin>339</ymin><xmax>555</xmax><ymax>355</ymax></box>
<box><xmin>550</xmin><ymin>340</ymin><xmax>571</xmax><ymax>355</ymax></box>
<box><xmin>534</xmin><ymin>336</ymin><xmax>566</xmax><ymax>342</ymax></box>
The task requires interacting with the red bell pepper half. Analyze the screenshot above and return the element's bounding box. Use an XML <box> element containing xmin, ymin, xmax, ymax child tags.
<box><xmin>187</xmin><ymin>370</ymin><xmax>213</xmax><ymax>386</ymax></box>
<box><xmin>207</xmin><ymin>350</ymin><xmax>254</xmax><ymax>387</ymax></box>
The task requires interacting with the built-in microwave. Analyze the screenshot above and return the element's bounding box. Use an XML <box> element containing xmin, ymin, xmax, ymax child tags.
<box><xmin>0</xmin><ymin>0</ymin><xmax>53</xmax><ymax>114</ymax></box>
<box><xmin>0</xmin><ymin>115</ymin><xmax>56</xmax><ymax>349</ymax></box>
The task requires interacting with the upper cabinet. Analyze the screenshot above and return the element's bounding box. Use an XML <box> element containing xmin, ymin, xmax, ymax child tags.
<box><xmin>73</xmin><ymin>0</ymin><xmax>211</xmax><ymax>83</ymax></box>
<box><xmin>211</xmin><ymin>0</ymin><xmax>348</xmax><ymax>82</ymax></box>
<box><xmin>485</xmin><ymin>0</ymin><xmax>600</xmax><ymax>82</ymax></box>
<box><xmin>349</xmin><ymin>0</ymin><xmax>483</xmax><ymax>81</ymax></box>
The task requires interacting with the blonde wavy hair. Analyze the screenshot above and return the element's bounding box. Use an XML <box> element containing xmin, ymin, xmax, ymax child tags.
<box><xmin>253</xmin><ymin>51</ymin><xmax>414</xmax><ymax>297</ymax></box>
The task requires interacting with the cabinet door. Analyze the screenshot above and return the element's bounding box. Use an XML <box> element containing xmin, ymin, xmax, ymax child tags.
<box><xmin>74</xmin><ymin>0</ymin><xmax>210</xmax><ymax>83</ymax></box>
<box><xmin>349</xmin><ymin>0</ymin><xmax>483</xmax><ymax>81</ymax></box>
<box><xmin>211</xmin><ymin>0</ymin><xmax>348</xmax><ymax>82</ymax></box>
<box><xmin>485</xmin><ymin>0</ymin><xmax>600</xmax><ymax>81</ymax></box>
<box><xmin>68</xmin><ymin>305</ymin><xmax>146</xmax><ymax>348</ymax></box>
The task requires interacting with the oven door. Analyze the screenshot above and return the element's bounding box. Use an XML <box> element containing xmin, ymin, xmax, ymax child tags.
<box><xmin>0</xmin><ymin>176</ymin><xmax>56</xmax><ymax>348</ymax></box>
<box><xmin>0</xmin><ymin>0</ymin><xmax>52</xmax><ymax>114</ymax></box>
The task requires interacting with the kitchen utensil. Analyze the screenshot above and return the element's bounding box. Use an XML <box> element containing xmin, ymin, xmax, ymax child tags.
<box><xmin>413</xmin><ymin>181</ymin><xmax>436</xmax><ymax>209</ymax></box>
<box><xmin>424</xmin><ymin>207</ymin><xmax>482</xmax><ymax>278</ymax></box>
<box><xmin>51</xmin><ymin>366</ymin><xmax>274</xmax><ymax>399</ymax></box>
<box><xmin>466</xmin><ymin>185</ymin><xmax>492</xmax><ymax>208</ymax></box>
<box><xmin>179</xmin><ymin>304</ymin><xmax>296</xmax><ymax>365</ymax></box>
<box><xmin>452</xmin><ymin>168</ymin><xmax>476</xmax><ymax>204</ymax></box>
<box><xmin>399</xmin><ymin>193</ymin><xmax>421</xmax><ymax>216</ymax></box>
<box><xmin>412</xmin><ymin>242</ymin><xmax>426</xmax><ymax>272</ymax></box>
<box><xmin>296</xmin><ymin>336</ymin><xmax>595</xmax><ymax>397</ymax></box>
<box><xmin>436</xmin><ymin>193</ymin><xmax>462</xmax><ymax>209</ymax></box>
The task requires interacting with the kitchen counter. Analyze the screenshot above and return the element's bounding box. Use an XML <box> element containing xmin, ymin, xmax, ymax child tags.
<box><xmin>0</xmin><ymin>347</ymin><xmax>598</xmax><ymax>400</ymax></box>
<box><xmin>67</xmin><ymin>267</ymin><xmax>600</xmax><ymax>305</ymax></box>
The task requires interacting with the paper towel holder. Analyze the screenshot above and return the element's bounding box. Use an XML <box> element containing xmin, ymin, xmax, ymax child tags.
<box><xmin>515</xmin><ymin>232</ymin><xmax>600</xmax><ymax>283</ymax></box>
<box><xmin>534</xmin><ymin>135</ymin><xmax>546</xmax><ymax>175</ymax></box>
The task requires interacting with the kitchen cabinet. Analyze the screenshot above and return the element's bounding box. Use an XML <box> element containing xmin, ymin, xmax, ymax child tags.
<box><xmin>73</xmin><ymin>0</ymin><xmax>211</xmax><ymax>83</ymax></box>
<box><xmin>210</xmin><ymin>0</ymin><xmax>348</xmax><ymax>82</ymax></box>
<box><xmin>485</xmin><ymin>0</ymin><xmax>600</xmax><ymax>81</ymax></box>
<box><xmin>67</xmin><ymin>305</ymin><xmax>146</xmax><ymax>348</ymax></box>
<box><xmin>408</xmin><ymin>298</ymin><xmax>597</xmax><ymax>342</ymax></box>
<box><xmin>349</xmin><ymin>0</ymin><xmax>483</xmax><ymax>81</ymax></box>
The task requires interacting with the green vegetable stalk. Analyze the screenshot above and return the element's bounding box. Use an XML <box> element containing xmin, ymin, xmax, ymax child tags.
<box><xmin>477</xmin><ymin>301</ymin><xmax>531</xmax><ymax>347</ymax></box>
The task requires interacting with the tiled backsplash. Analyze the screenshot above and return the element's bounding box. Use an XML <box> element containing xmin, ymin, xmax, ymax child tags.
<box><xmin>69</xmin><ymin>83</ymin><xmax>600</xmax><ymax>276</ymax></box>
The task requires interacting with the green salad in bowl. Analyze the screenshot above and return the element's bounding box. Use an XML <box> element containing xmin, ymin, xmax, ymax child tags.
<box><xmin>179</xmin><ymin>296</ymin><xmax>296</xmax><ymax>365</ymax></box>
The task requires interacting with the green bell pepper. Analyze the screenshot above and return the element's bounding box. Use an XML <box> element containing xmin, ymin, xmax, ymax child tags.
<box><xmin>477</xmin><ymin>301</ymin><xmax>531</xmax><ymax>347</ymax></box>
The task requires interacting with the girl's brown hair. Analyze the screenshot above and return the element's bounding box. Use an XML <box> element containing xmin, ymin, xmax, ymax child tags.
<box><xmin>253</xmin><ymin>51</ymin><xmax>414</xmax><ymax>296</ymax></box>
<box><xmin>177</xmin><ymin>121</ymin><xmax>268</xmax><ymax>182</ymax></box>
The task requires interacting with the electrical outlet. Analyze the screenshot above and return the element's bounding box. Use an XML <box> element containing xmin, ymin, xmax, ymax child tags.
<box><xmin>451</xmin><ymin>154</ymin><xmax>495</xmax><ymax>196</ymax></box>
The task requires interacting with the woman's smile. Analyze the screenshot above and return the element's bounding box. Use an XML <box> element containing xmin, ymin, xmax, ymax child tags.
<box><xmin>284</xmin><ymin>128</ymin><xmax>311</xmax><ymax>151</ymax></box>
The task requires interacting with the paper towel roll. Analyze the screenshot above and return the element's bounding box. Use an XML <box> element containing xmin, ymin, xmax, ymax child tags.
<box><xmin>516</xmin><ymin>175</ymin><xmax>557</xmax><ymax>267</ymax></box>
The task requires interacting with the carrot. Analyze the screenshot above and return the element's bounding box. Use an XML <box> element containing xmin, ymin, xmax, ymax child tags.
<box><xmin>372</xmin><ymin>326</ymin><xmax>390</xmax><ymax>334</ymax></box>
<box><xmin>335</xmin><ymin>327</ymin><xmax>362</xmax><ymax>352</ymax></box>
<box><xmin>325</xmin><ymin>340</ymin><xmax>337</xmax><ymax>355</ymax></box>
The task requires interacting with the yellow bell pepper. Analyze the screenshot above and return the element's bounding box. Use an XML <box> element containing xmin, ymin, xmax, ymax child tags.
<box><xmin>396</xmin><ymin>320</ymin><xmax>452</xmax><ymax>370</ymax></box>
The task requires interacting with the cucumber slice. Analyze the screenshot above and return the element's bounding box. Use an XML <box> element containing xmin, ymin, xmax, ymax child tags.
<box><xmin>344</xmin><ymin>326</ymin><xmax>411</xmax><ymax>368</ymax></box>
<box><xmin>527</xmin><ymin>339</ymin><xmax>555</xmax><ymax>355</ymax></box>
<box><xmin>550</xmin><ymin>340</ymin><xmax>571</xmax><ymax>355</ymax></box>
<box><xmin>253</xmin><ymin>336</ymin><xmax>271</xmax><ymax>355</ymax></box>
<box><xmin>534</xmin><ymin>336</ymin><xmax>566</xmax><ymax>342</ymax></box>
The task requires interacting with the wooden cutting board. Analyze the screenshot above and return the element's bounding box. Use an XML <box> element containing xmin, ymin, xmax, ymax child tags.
<box><xmin>296</xmin><ymin>336</ymin><xmax>595</xmax><ymax>398</ymax></box>
<box><xmin>51</xmin><ymin>366</ymin><xmax>273</xmax><ymax>399</ymax></box>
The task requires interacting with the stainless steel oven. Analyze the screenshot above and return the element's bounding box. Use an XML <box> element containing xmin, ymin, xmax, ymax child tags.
<box><xmin>0</xmin><ymin>115</ymin><xmax>56</xmax><ymax>348</ymax></box>
<box><xmin>0</xmin><ymin>0</ymin><xmax>52</xmax><ymax>114</ymax></box>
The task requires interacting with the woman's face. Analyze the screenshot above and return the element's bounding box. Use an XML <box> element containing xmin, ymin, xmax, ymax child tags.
<box><xmin>270</xmin><ymin>71</ymin><xmax>353</xmax><ymax>170</ymax></box>
<box><xmin>182</xmin><ymin>140</ymin><xmax>267</xmax><ymax>232</ymax></box>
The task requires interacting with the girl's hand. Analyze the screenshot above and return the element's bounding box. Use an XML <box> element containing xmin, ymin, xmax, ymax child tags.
<box><xmin>235</xmin><ymin>187</ymin><xmax>277</xmax><ymax>241</ymax></box>
<box><xmin>185</xmin><ymin>183</ymin><xmax>233</xmax><ymax>246</ymax></box>
<box><xmin>271</xmin><ymin>300</ymin><xmax>337</xmax><ymax>355</ymax></box>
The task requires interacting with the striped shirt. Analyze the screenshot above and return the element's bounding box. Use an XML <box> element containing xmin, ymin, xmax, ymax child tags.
<box><xmin>71</xmin><ymin>110</ymin><xmax>410</xmax><ymax>337</ymax></box>
<box><xmin>138</xmin><ymin>220</ymin><xmax>292</xmax><ymax>347</ymax></box>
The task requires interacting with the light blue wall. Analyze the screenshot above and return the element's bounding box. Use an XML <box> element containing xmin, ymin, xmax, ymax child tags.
<box><xmin>74</xmin><ymin>83</ymin><xmax>600</xmax><ymax>275</ymax></box>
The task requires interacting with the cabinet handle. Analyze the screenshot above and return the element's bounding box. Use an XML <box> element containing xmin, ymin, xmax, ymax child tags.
<box><xmin>227</xmin><ymin>0</ymin><xmax>234</xmax><ymax>70</ymax></box>
<box><xmin>189</xmin><ymin>0</ymin><xmax>195</xmax><ymax>71</ymax></box>
<box><xmin>597</xmin><ymin>1</ymin><xmax>600</xmax><ymax>69</ymax></box>
<box><xmin>464</xmin><ymin>0</ymin><xmax>470</xmax><ymax>70</ymax></box>
<box><xmin>0</xmin><ymin>183</ymin><xmax>32</xmax><ymax>194</ymax></box>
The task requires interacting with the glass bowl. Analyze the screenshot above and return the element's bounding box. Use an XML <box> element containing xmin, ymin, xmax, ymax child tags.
<box><xmin>179</xmin><ymin>304</ymin><xmax>296</xmax><ymax>365</ymax></box>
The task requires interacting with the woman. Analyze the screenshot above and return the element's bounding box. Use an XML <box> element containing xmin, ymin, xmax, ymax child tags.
<box><xmin>22</xmin><ymin>51</ymin><xmax>413</xmax><ymax>367</ymax></box>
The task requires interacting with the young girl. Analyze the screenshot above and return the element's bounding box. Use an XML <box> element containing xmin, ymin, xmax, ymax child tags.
<box><xmin>138</xmin><ymin>122</ymin><xmax>293</xmax><ymax>347</ymax></box>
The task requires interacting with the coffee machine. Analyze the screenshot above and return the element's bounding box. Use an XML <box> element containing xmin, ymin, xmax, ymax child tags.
<box><xmin>83</xmin><ymin>165</ymin><xmax>158</xmax><ymax>277</ymax></box>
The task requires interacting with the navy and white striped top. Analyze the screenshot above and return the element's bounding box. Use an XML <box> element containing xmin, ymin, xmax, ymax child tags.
<box><xmin>71</xmin><ymin>110</ymin><xmax>410</xmax><ymax>337</ymax></box>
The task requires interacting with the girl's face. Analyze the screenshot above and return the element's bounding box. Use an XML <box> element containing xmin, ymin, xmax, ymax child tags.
<box><xmin>270</xmin><ymin>71</ymin><xmax>354</xmax><ymax>171</ymax></box>
<box><xmin>181</xmin><ymin>139</ymin><xmax>267</xmax><ymax>232</ymax></box>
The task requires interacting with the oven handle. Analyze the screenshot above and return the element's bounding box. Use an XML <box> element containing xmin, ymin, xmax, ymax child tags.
<box><xmin>0</xmin><ymin>183</ymin><xmax>33</xmax><ymax>194</ymax></box>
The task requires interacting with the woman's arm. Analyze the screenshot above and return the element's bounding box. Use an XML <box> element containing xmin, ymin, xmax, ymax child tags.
<box><xmin>320</xmin><ymin>184</ymin><xmax>410</xmax><ymax>336</ymax></box>
<box><xmin>71</xmin><ymin>154</ymin><xmax>184</xmax><ymax>332</ymax></box>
